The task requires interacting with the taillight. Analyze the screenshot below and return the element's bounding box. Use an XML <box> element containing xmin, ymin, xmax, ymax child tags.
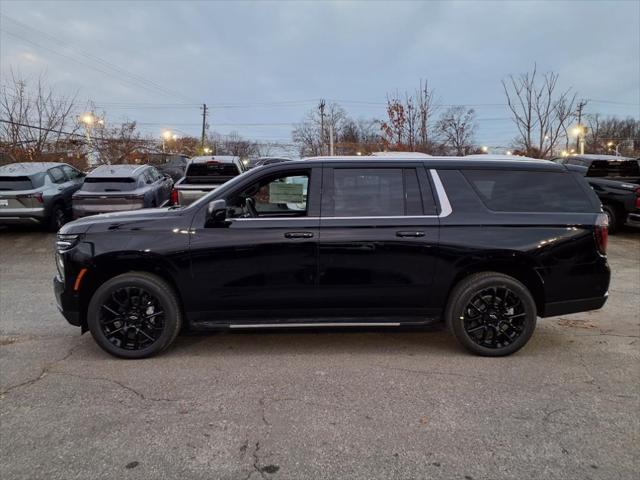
<box><xmin>635</xmin><ymin>188</ymin><xmax>640</xmax><ymax>210</ymax></box>
<box><xmin>170</xmin><ymin>188</ymin><xmax>179</xmax><ymax>205</ymax></box>
<box><xmin>16</xmin><ymin>192</ymin><xmax>43</xmax><ymax>203</ymax></box>
<box><xmin>594</xmin><ymin>213</ymin><xmax>608</xmax><ymax>255</ymax></box>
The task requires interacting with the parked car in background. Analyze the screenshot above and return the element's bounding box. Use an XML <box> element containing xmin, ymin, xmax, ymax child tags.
<box><xmin>0</xmin><ymin>162</ymin><xmax>84</xmax><ymax>230</ymax></box>
<box><xmin>147</xmin><ymin>154</ymin><xmax>189</xmax><ymax>182</ymax></box>
<box><xmin>54</xmin><ymin>155</ymin><xmax>609</xmax><ymax>359</ymax></box>
<box><xmin>172</xmin><ymin>155</ymin><xmax>244</xmax><ymax>206</ymax></box>
<box><xmin>72</xmin><ymin>164</ymin><xmax>172</xmax><ymax>219</ymax></box>
<box><xmin>554</xmin><ymin>154</ymin><xmax>640</xmax><ymax>232</ymax></box>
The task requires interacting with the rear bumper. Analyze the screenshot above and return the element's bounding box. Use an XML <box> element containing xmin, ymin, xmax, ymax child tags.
<box><xmin>626</xmin><ymin>213</ymin><xmax>640</xmax><ymax>228</ymax></box>
<box><xmin>542</xmin><ymin>295</ymin><xmax>608</xmax><ymax>318</ymax></box>
<box><xmin>73</xmin><ymin>204</ymin><xmax>143</xmax><ymax>219</ymax></box>
<box><xmin>0</xmin><ymin>207</ymin><xmax>46</xmax><ymax>224</ymax></box>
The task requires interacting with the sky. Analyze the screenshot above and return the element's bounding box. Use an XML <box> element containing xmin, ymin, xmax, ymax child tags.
<box><xmin>1</xmin><ymin>0</ymin><xmax>639</xmax><ymax>152</ymax></box>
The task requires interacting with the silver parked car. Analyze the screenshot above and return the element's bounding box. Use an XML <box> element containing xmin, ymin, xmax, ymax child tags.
<box><xmin>72</xmin><ymin>164</ymin><xmax>172</xmax><ymax>218</ymax></box>
<box><xmin>0</xmin><ymin>162</ymin><xmax>85</xmax><ymax>230</ymax></box>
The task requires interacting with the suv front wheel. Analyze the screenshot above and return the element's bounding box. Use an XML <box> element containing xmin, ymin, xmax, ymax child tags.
<box><xmin>445</xmin><ymin>272</ymin><xmax>537</xmax><ymax>356</ymax></box>
<box><xmin>87</xmin><ymin>272</ymin><xmax>182</xmax><ymax>359</ymax></box>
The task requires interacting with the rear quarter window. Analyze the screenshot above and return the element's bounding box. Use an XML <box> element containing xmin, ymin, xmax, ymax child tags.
<box><xmin>462</xmin><ymin>169</ymin><xmax>595</xmax><ymax>213</ymax></box>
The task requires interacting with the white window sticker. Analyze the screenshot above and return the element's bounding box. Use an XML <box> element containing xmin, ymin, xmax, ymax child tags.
<box><xmin>269</xmin><ymin>183</ymin><xmax>304</xmax><ymax>203</ymax></box>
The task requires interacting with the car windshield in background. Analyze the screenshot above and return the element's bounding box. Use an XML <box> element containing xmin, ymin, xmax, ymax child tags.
<box><xmin>0</xmin><ymin>174</ymin><xmax>44</xmax><ymax>190</ymax></box>
<box><xmin>81</xmin><ymin>177</ymin><xmax>137</xmax><ymax>192</ymax></box>
<box><xmin>587</xmin><ymin>160</ymin><xmax>640</xmax><ymax>178</ymax></box>
<box><xmin>463</xmin><ymin>170</ymin><xmax>595</xmax><ymax>213</ymax></box>
<box><xmin>186</xmin><ymin>163</ymin><xmax>240</xmax><ymax>177</ymax></box>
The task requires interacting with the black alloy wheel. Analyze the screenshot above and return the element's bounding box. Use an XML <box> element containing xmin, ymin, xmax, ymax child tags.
<box><xmin>87</xmin><ymin>272</ymin><xmax>182</xmax><ymax>359</ymax></box>
<box><xmin>462</xmin><ymin>286</ymin><xmax>526</xmax><ymax>349</ymax></box>
<box><xmin>99</xmin><ymin>286</ymin><xmax>165</xmax><ymax>351</ymax></box>
<box><xmin>446</xmin><ymin>272</ymin><xmax>537</xmax><ymax>356</ymax></box>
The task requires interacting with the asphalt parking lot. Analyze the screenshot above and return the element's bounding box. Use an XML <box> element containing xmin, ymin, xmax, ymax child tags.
<box><xmin>0</xmin><ymin>228</ymin><xmax>638</xmax><ymax>480</ymax></box>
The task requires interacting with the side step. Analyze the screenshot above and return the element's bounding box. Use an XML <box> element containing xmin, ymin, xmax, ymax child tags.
<box><xmin>229</xmin><ymin>322</ymin><xmax>401</xmax><ymax>329</ymax></box>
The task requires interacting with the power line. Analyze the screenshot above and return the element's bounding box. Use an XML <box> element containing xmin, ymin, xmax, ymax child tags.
<box><xmin>0</xmin><ymin>21</ymin><xmax>198</xmax><ymax>104</ymax></box>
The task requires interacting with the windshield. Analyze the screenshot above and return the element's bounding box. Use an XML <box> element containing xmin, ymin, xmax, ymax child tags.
<box><xmin>0</xmin><ymin>174</ymin><xmax>45</xmax><ymax>190</ymax></box>
<box><xmin>185</xmin><ymin>168</ymin><xmax>253</xmax><ymax>210</ymax></box>
<box><xmin>586</xmin><ymin>160</ymin><xmax>640</xmax><ymax>178</ymax></box>
<box><xmin>186</xmin><ymin>163</ymin><xmax>240</xmax><ymax>177</ymax></box>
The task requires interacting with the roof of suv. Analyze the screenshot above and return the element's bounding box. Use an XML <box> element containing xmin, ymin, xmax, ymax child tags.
<box><xmin>296</xmin><ymin>155</ymin><xmax>562</xmax><ymax>171</ymax></box>
<box><xmin>87</xmin><ymin>164</ymin><xmax>149</xmax><ymax>177</ymax></box>
<box><xmin>0</xmin><ymin>162</ymin><xmax>67</xmax><ymax>176</ymax></box>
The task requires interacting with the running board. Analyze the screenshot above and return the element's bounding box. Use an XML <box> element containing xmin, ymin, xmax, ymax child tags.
<box><xmin>230</xmin><ymin>322</ymin><xmax>401</xmax><ymax>329</ymax></box>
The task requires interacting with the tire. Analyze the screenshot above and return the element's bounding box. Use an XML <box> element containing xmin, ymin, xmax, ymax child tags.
<box><xmin>445</xmin><ymin>272</ymin><xmax>537</xmax><ymax>357</ymax></box>
<box><xmin>48</xmin><ymin>204</ymin><xmax>67</xmax><ymax>232</ymax></box>
<box><xmin>602</xmin><ymin>205</ymin><xmax>619</xmax><ymax>234</ymax></box>
<box><xmin>87</xmin><ymin>272</ymin><xmax>182</xmax><ymax>359</ymax></box>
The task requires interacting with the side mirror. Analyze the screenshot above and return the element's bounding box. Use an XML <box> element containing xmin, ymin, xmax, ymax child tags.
<box><xmin>207</xmin><ymin>199</ymin><xmax>227</xmax><ymax>225</ymax></box>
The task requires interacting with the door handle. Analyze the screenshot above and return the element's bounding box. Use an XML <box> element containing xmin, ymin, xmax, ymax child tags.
<box><xmin>396</xmin><ymin>231</ymin><xmax>425</xmax><ymax>238</ymax></box>
<box><xmin>285</xmin><ymin>232</ymin><xmax>314</xmax><ymax>239</ymax></box>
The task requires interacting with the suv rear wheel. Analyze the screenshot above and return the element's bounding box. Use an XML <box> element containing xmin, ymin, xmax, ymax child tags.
<box><xmin>445</xmin><ymin>272</ymin><xmax>537</xmax><ymax>356</ymax></box>
<box><xmin>87</xmin><ymin>272</ymin><xmax>182</xmax><ymax>359</ymax></box>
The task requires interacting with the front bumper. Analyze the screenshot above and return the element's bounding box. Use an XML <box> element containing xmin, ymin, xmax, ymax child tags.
<box><xmin>53</xmin><ymin>274</ymin><xmax>82</xmax><ymax>327</ymax></box>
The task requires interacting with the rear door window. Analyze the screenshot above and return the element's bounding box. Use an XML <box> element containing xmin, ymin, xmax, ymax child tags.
<box><xmin>327</xmin><ymin>168</ymin><xmax>434</xmax><ymax>217</ymax></box>
<box><xmin>49</xmin><ymin>167</ymin><xmax>66</xmax><ymax>184</ymax></box>
<box><xmin>462</xmin><ymin>169</ymin><xmax>595</xmax><ymax>212</ymax></box>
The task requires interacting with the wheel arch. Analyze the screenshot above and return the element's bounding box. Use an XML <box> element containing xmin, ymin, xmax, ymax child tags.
<box><xmin>76</xmin><ymin>252</ymin><xmax>185</xmax><ymax>331</ymax></box>
<box><xmin>445</xmin><ymin>257</ymin><xmax>545</xmax><ymax>316</ymax></box>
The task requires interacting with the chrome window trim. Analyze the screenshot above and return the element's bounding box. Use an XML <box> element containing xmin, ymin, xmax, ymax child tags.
<box><xmin>233</xmin><ymin>168</ymin><xmax>452</xmax><ymax>221</ymax></box>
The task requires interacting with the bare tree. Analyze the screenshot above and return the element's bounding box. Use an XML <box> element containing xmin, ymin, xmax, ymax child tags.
<box><xmin>292</xmin><ymin>102</ymin><xmax>347</xmax><ymax>157</ymax></box>
<box><xmin>586</xmin><ymin>115</ymin><xmax>639</xmax><ymax>155</ymax></box>
<box><xmin>0</xmin><ymin>70</ymin><xmax>81</xmax><ymax>161</ymax></box>
<box><xmin>436</xmin><ymin>106</ymin><xmax>477</xmax><ymax>155</ymax></box>
<box><xmin>93</xmin><ymin>121</ymin><xmax>149</xmax><ymax>164</ymax></box>
<box><xmin>380</xmin><ymin>80</ymin><xmax>437</xmax><ymax>152</ymax></box>
<box><xmin>502</xmin><ymin>65</ymin><xmax>576</xmax><ymax>158</ymax></box>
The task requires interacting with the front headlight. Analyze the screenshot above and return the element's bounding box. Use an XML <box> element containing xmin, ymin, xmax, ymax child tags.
<box><xmin>55</xmin><ymin>251</ymin><xmax>65</xmax><ymax>281</ymax></box>
<box><xmin>56</xmin><ymin>233</ymin><xmax>80</xmax><ymax>252</ymax></box>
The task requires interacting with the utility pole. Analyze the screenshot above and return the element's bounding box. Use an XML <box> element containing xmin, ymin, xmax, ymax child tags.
<box><xmin>329</xmin><ymin>124</ymin><xmax>334</xmax><ymax>156</ymax></box>
<box><xmin>318</xmin><ymin>99</ymin><xmax>326</xmax><ymax>156</ymax></box>
<box><xmin>576</xmin><ymin>99</ymin><xmax>587</xmax><ymax>155</ymax></box>
<box><xmin>201</xmin><ymin>103</ymin><xmax>208</xmax><ymax>154</ymax></box>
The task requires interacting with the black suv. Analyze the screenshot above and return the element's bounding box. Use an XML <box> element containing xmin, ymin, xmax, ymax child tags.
<box><xmin>54</xmin><ymin>156</ymin><xmax>610</xmax><ymax>359</ymax></box>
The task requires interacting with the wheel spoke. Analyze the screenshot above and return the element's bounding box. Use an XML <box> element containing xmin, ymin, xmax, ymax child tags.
<box><xmin>99</xmin><ymin>286</ymin><xmax>165</xmax><ymax>351</ymax></box>
<box><xmin>101</xmin><ymin>304</ymin><xmax>120</xmax><ymax>316</ymax></box>
<box><xmin>463</xmin><ymin>286</ymin><xmax>527</xmax><ymax>350</ymax></box>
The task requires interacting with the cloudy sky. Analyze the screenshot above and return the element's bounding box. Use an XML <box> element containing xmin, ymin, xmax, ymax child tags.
<box><xmin>1</xmin><ymin>0</ymin><xmax>639</xmax><ymax>150</ymax></box>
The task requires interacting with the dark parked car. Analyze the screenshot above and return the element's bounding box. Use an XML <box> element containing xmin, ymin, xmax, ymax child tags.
<box><xmin>554</xmin><ymin>154</ymin><xmax>639</xmax><ymax>232</ymax></box>
<box><xmin>0</xmin><ymin>162</ymin><xmax>84</xmax><ymax>230</ymax></box>
<box><xmin>54</xmin><ymin>155</ymin><xmax>610</xmax><ymax>359</ymax></box>
<box><xmin>72</xmin><ymin>164</ymin><xmax>172</xmax><ymax>219</ymax></box>
<box><xmin>148</xmin><ymin>154</ymin><xmax>189</xmax><ymax>182</ymax></box>
<box><xmin>172</xmin><ymin>156</ymin><xmax>245</xmax><ymax>206</ymax></box>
